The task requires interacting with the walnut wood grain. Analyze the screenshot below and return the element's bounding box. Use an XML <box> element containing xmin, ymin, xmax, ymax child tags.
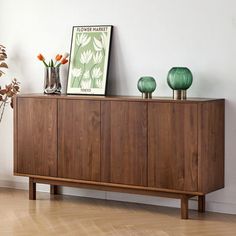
<box><xmin>50</xmin><ymin>185</ymin><xmax>59</xmax><ymax>195</ymax></box>
<box><xmin>198</xmin><ymin>195</ymin><xmax>205</xmax><ymax>213</ymax></box>
<box><xmin>58</xmin><ymin>99</ymin><xmax>101</xmax><ymax>181</ymax></box>
<box><xmin>17</xmin><ymin>98</ymin><xmax>57</xmax><ymax>176</ymax></box>
<box><xmin>29</xmin><ymin>177</ymin><xmax>36</xmax><ymax>200</ymax></box>
<box><xmin>30</xmin><ymin>177</ymin><xmax>193</xmax><ymax>220</ymax></box>
<box><xmin>14</xmin><ymin>95</ymin><xmax>225</xmax><ymax>219</ymax></box>
<box><xmin>181</xmin><ymin>195</ymin><xmax>190</xmax><ymax>219</ymax></box>
<box><xmin>148</xmin><ymin>103</ymin><xmax>198</xmax><ymax>192</ymax></box>
<box><xmin>13</xmin><ymin>96</ymin><xmax>18</xmax><ymax>173</ymax></box>
<box><xmin>32</xmin><ymin>177</ymin><xmax>197</xmax><ymax>200</ymax></box>
<box><xmin>198</xmin><ymin>100</ymin><xmax>225</xmax><ymax>193</ymax></box>
<box><xmin>101</xmin><ymin>101</ymin><xmax>147</xmax><ymax>186</ymax></box>
<box><xmin>15</xmin><ymin>94</ymin><xmax>222</xmax><ymax>103</ymax></box>
<box><xmin>15</xmin><ymin>172</ymin><xmax>203</xmax><ymax>196</ymax></box>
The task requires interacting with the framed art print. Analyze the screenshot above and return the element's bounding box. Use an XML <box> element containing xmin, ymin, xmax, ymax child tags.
<box><xmin>66</xmin><ymin>25</ymin><xmax>113</xmax><ymax>95</ymax></box>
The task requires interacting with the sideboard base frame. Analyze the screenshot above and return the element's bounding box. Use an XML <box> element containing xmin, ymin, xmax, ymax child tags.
<box><xmin>27</xmin><ymin>176</ymin><xmax>206</xmax><ymax>219</ymax></box>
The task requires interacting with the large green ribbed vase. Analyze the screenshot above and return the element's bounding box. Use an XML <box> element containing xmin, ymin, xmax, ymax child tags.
<box><xmin>137</xmin><ymin>76</ymin><xmax>156</xmax><ymax>99</ymax></box>
<box><xmin>167</xmin><ymin>67</ymin><xmax>193</xmax><ymax>100</ymax></box>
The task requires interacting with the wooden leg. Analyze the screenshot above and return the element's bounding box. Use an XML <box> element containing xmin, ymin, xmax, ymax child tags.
<box><xmin>198</xmin><ymin>195</ymin><xmax>205</xmax><ymax>213</ymax></box>
<box><xmin>181</xmin><ymin>195</ymin><xmax>189</xmax><ymax>219</ymax></box>
<box><xmin>50</xmin><ymin>185</ymin><xmax>59</xmax><ymax>195</ymax></box>
<box><xmin>29</xmin><ymin>177</ymin><xmax>36</xmax><ymax>200</ymax></box>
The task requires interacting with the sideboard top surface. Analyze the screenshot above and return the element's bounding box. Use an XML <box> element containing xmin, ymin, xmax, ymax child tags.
<box><xmin>16</xmin><ymin>94</ymin><xmax>224</xmax><ymax>103</ymax></box>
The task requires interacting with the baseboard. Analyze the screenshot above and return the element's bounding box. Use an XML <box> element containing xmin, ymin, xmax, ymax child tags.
<box><xmin>1</xmin><ymin>179</ymin><xmax>236</xmax><ymax>215</ymax></box>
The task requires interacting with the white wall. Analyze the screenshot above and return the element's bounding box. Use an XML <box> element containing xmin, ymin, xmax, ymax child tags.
<box><xmin>1</xmin><ymin>0</ymin><xmax>236</xmax><ymax>214</ymax></box>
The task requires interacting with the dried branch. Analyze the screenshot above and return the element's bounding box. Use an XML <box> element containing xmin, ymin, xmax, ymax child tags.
<box><xmin>0</xmin><ymin>44</ymin><xmax>20</xmax><ymax>122</ymax></box>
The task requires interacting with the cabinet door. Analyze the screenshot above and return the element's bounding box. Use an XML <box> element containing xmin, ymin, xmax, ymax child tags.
<box><xmin>16</xmin><ymin>98</ymin><xmax>57</xmax><ymax>176</ymax></box>
<box><xmin>101</xmin><ymin>101</ymin><xmax>147</xmax><ymax>186</ymax></box>
<box><xmin>148</xmin><ymin>103</ymin><xmax>198</xmax><ymax>191</ymax></box>
<box><xmin>58</xmin><ymin>100</ymin><xmax>101</xmax><ymax>181</ymax></box>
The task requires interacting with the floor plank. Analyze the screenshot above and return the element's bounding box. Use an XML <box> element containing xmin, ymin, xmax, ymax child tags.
<box><xmin>0</xmin><ymin>188</ymin><xmax>236</xmax><ymax>235</ymax></box>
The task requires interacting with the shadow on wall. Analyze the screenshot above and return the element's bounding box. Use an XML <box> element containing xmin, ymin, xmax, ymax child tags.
<box><xmin>106</xmin><ymin>27</ymin><xmax>128</xmax><ymax>96</ymax></box>
<box><xmin>194</xmin><ymin>72</ymin><xmax>224</xmax><ymax>98</ymax></box>
<box><xmin>8</xmin><ymin>44</ymin><xmax>34</xmax><ymax>92</ymax></box>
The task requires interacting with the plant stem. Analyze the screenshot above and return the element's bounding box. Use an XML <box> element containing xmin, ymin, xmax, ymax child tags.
<box><xmin>0</xmin><ymin>101</ymin><xmax>4</xmax><ymax>110</ymax></box>
<box><xmin>0</xmin><ymin>100</ymin><xmax>7</xmax><ymax>122</ymax></box>
<box><xmin>42</xmin><ymin>60</ymin><xmax>48</xmax><ymax>67</ymax></box>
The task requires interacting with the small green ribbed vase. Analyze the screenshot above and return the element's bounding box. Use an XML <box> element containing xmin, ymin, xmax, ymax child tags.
<box><xmin>137</xmin><ymin>76</ymin><xmax>156</xmax><ymax>99</ymax></box>
<box><xmin>167</xmin><ymin>67</ymin><xmax>193</xmax><ymax>100</ymax></box>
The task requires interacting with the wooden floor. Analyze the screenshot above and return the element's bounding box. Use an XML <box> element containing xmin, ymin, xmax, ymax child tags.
<box><xmin>0</xmin><ymin>188</ymin><xmax>236</xmax><ymax>235</ymax></box>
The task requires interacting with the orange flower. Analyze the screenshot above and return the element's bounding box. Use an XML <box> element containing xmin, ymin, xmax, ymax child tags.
<box><xmin>37</xmin><ymin>54</ymin><xmax>45</xmax><ymax>61</ymax></box>
<box><xmin>61</xmin><ymin>58</ymin><xmax>68</xmax><ymax>65</ymax></box>
<box><xmin>55</xmin><ymin>54</ymin><xmax>62</xmax><ymax>61</ymax></box>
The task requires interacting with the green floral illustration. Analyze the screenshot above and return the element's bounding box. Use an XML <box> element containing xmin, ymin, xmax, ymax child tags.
<box><xmin>70</xmin><ymin>32</ymin><xmax>108</xmax><ymax>89</ymax></box>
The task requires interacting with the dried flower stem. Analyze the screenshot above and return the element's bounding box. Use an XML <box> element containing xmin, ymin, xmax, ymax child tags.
<box><xmin>0</xmin><ymin>100</ymin><xmax>7</xmax><ymax>122</ymax></box>
<box><xmin>0</xmin><ymin>44</ymin><xmax>20</xmax><ymax>123</ymax></box>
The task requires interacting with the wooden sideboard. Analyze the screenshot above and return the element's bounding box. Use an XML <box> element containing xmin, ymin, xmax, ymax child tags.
<box><xmin>14</xmin><ymin>94</ymin><xmax>225</xmax><ymax>219</ymax></box>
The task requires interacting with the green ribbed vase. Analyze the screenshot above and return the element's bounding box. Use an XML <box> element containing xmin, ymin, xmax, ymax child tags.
<box><xmin>167</xmin><ymin>67</ymin><xmax>193</xmax><ymax>99</ymax></box>
<box><xmin>137</xmin><ymin>76</ymin><xmax>156</xmax><ymax>99</ymax></box>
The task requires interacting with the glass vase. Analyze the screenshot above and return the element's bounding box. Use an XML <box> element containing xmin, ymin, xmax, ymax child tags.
<box><xmin>137</xmin><ymin>76</ymin><xmax>157</xmax><ymax>99</ymax></box>
<box><xmin>44</xmin><ymin>67</ymin><xmax>61</xmax><ymax>94</ymax></box>
<box><xmin>167</xmin><ymin>67</ymin><xmax>193</xmax><ymax>100</ymax></box>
